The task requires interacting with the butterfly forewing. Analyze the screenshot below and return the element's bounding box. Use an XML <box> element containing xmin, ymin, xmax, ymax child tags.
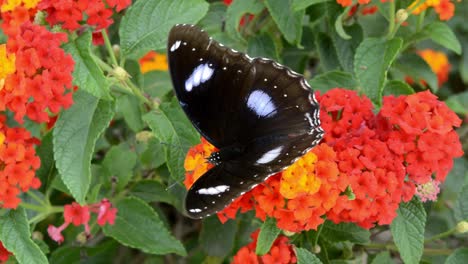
<box><xmin>167</xmin><ymin>24</ymin><xmax>324</xmax><ymax>219</ymax></box>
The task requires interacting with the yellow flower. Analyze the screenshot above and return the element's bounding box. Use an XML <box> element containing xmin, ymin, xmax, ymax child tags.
<box><xmin>280</xmin><ymin>151</ymin><xmax>322</xmax><ymax>199</ymax></box>
<box><xmin>0</xmin><ymin>44</ymin><xmax>16</xmax><ymax>90</ymax></box>
<box><xmin>139</xmin><ymin>51</ymin><xmax>168</xmax><ymax>73</ymax></box>
<box><xmin>1</xmin><ymin>0</ymin><xmax>40</xmax><ymax>12</ymax></box>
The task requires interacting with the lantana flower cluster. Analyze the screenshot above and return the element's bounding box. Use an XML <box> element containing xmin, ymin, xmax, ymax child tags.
<box><xmin>0</xmin><ymin>241</ymin><xmax>11</xmax><ymax>262</ymax></box>
<box><xmin>48</xmin><ymin>199</ymin><xmax>118</xmax><ymax>244</ymax></box>
<box><xmin>409</xmin><ymin>0</ymin><xmax>455</xmax><ymax>21</ymax></box>
<box><xmin>232</xmin><ymin>230</ymin><xmax>297</xmax><ymax>264</ymax></box>
<box><xmin>184</xmin><ymin>88</ymin><xmax>462</xmax><ymax>231</ymax></box>
<box><xmin>0</xmin><ymin>115</ymin><xmax>41</xmax><ymax>208</ymax></box>
<box><xmin>38</xmin><ymin>0</ymin><xmax>131</xmax><ymax>30</ymax></box>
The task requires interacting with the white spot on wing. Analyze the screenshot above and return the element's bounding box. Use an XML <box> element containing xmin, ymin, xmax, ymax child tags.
<box><xmin>170</xmin><ymin>40</ymin><xmax>181</xmax><ymax>52</ymax></box>
<box><xmin>185</xmin><ymin>63</ymin><xmax>214</xmax><ymax>92</ymax></box>
<box><xmin>197</xmin><ymin>185</ymin><xmax>230</xmax><ymax>195</ymax></box>
<box><xmin>189</xmin><ymin>208</ymin><xmax>202</xmax><ymax>213</ymax></box>
<box><xmin>247</xmin><ymin>90</ymin><xmax>277</xmax><ymax>117</ymax></box>
<box><xmin>256</xmin><ymin>146</ymin><xmax>283</xmax><ymax>164</ymax></box>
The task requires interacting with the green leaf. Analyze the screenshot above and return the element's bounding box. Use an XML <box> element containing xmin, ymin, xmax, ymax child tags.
<box><xmin>256</xmin><ymin>217</ymin><xmax>281</xmax><ymax>255</ymax></box>
<box><xmin>120</xmin><ymin>0</ymin><xmax>209</xmax><ymax>58</ymax></box>
<box><xmin>142</xmin><ymin>71</ymin><xmax>173</xmax><ymax>98</ymax></box>
<box><xmin>394</xmin><ymin>53</ymin><xmax>438</xmax><ymax>91</ymax></box>
<box><xmin>405</xmin><ymin>22</ymin><xmax>461</xmax><ymax>54</ymax></box>
<box><xmin>247</xmin><ymin>33</ymin><xmax>279</xmax><ymax>60</ymax></box>
<box><xmin>53</xmin><ymin>90</ymin><xmax>115</xmax><ymax>203</ymax></box>
<box><xmin>200</xmin><ymin>216</ymin><xmax>237</xmax><ymax>257</ymax></box>
<box><xmin>0</xmin><ymin>208</ymin><xmax>48</xmax><ymax>264</ymax></box>
<box><xmin>63</xmin><ymin>31</ymin><xmax>111</xmax><ymax>99</ymax></box>
<box><xmin>334</xmin><ymin>9</ymin><xmax>351</xmax><ymax>40</ymax></box>
<box><xmin>225</xmin><ymin>0</ymin><xmax>264</xmax><ymax>43</ymax></box>
<box><xmin>198</xmin><ymin>2</ymin><xmax>227</xmax><ymax>36</ymax></box>
<box><xmin>390</xmin><ymin>198</ymin><xmax>426</xmax><ymax>264</ymax></box>
<box><xmin>293</xmin><ymin>0</ymin><xmax>331</xmax><ymax>11</ymax></box>
<box><xmin>445</xmin><ymin>91</ymin><xmax>468</xmax><ymax>115</ymax></box>
<box><xmin>384</xmin><ymin>80</ymin><xmax>414</xmax><ymax>96</ymax></box>
<box><xmin>102</xmin><ymin>143</ymin><xmax>137</xmax><ymax>190</ymax></box>
<box><xmin>354</xmin><ymin>37</ymin><xmax>402</xmax><ymax>105</ymax></box>
<box><xmin>265</xmin><ymin>0</ymin><xmax>304</xmax><ymax>45</ymax></box>
<box><xmin>103</xmin><ymin>197</ymin><xmax>186</xmax><ymax>256</ymax></box>
<box><xmin>445</xmin><ymin>248</ymin><xmax>468</xmax><ymax>264</ymax></box>
<box><xmin>309</xmin><ymin>71</ymin><xmax>358</xmax><ymax>92</ymax></box>
<box><xmin>321</xmin><ymin>221</ymin><xmax>370</xmax><ymax>244</ymax></box>
<box><xmin>294</xmin><ymin>247</ymin><xmax>322</xmax><ymax>264</ymax></box>
<box><xmin>129</xmin><ymin>180</ymin><xmax>176</xmax><ymax>205</ymax></box>
<box><xmin>36</xmin><ymin>132</ymin><xmax>55</xmax><ymax>192</ymax></box>
<box><xmin>116</xmin><ymin>95</ymin><xmax>144</xmax><ymax>132</ymax></box>
<box><xmin>454</xmin><ymin>183</ymin><xmax>468</xmax><ymax>222</ymax></box>
<box><xmin>316</xmin><ymin>33</ymin><xmax>341</xmax><ymax>71</ymax></box>
<box><xmin>49</xmin><ymin>240</ymin><xmax>118</xmax><ymax>264</ymax></box>
<box><xmin>331</xmin><ymin>23</ymin><xmax>364</xmax><ymax>72</ymax></box>
<box><xmin>143</xmin><ymin>98</ymin><xmax>199</xmax><ymax>181</ymax></box>
<box><xmin>371</xmin><ymin>251</ymin><xmax>393</xmax><ymax>264</ymax></box>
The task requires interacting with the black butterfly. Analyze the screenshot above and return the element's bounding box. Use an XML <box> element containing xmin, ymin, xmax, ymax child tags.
<box><xmin>167</xmin><ymin>24</ymin><xmax>324</xmax><ymax>219</ymax></box>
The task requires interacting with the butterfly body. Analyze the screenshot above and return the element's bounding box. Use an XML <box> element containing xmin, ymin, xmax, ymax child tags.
<box><xmin>167</xmin><ymin>24</ymin><xmax>323</xmax><ymax>219</ymax></box>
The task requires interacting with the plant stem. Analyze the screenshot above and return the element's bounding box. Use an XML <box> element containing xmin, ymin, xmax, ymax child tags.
<box><xmin>102</xmin><ymin>29</ymin><xmax>119</xmax><ymax>66</ymax></box>
<box><xmin>416</xmin><ymin>10</ymin><xmax>426</xmax><ymax>32</ymax></box>
<box><xmin>386</xmin><ymin>0</ymin><xmax>396</xmax><ymax>39</ymax></box>
<box><xmin>27</xmin><ymin>191</ymin><xmax>47</xmax><ymax>206</ymax></box>
<box><xmin>425</xmin><ymin>227</ymin><xmax>456</xmax><ymax>243</ymax></box>
<box><xmin>19</xmin><ymin>202</ymin><xmax>46</xmax><ymax>212</ymax></box>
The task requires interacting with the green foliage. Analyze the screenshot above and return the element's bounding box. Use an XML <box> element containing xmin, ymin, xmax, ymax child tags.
<box><xmin>256</xmin><ymin>217</ymin><xmax>281</xmax><ymax>255</ymax></box>
<box><xmin>391</xmin><ymin>198</ymin><xmax>427</xmax><ymax>264</ymax></box>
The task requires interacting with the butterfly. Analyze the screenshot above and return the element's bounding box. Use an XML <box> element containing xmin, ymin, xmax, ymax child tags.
<box><xmin>167</xmin><ymin>24</ymin><xmax>324</xmax><ymax>219</ymax></box>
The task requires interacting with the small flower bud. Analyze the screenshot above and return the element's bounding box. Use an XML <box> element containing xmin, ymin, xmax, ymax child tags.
<box><xmin>455</xmin><ymin>221</ymin><xmax>468</xmax><ymax>234</ymax></box>
<box><xmin>112</xmin><ymin>66</ymin><xmax>130</xmax><ymax>82</ymax></box>
<box><xmin>312</xmin><ymin>244</ymin><xmax>321</xmax><ymax>254</ymax></box>
<box><xmin>282</xmin><ymin>230</ymin><xmax>296</xmax><ymax>237</ymax></box>
<box><xmin>396</xmin><ymin>9</ymin><xmax>408</xmax><ymax>23</ymax></box>
<box><xmin>112</xmin><ymin>45</ymin><xmax>120</xmax><ymax>59</ymax></box>
<box><xmin>136</xmin><ymin>131</ymin><xmax>154</xmax><ymax>143</ymax></box>
<box><xmin>76</xmin><ymin>232</ymin><xmax>88</xmax><ymax>245</ymax></box>
<box><xmin>32</xmin><ymin>231</ymin><xmax>43</xmax><ymax>241</ymax></box>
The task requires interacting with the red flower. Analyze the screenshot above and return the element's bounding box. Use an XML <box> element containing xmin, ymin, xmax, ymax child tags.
<box><xmin>48</xmin><ymin>199</ymin><xmax>117</xmax><ymax>244</ymax></box>
<box><xmin>38</xmin><ymin>0</ymin><xmax>131</xmax><ymax>32</ymax></box>
<box><xmin>2</xmin><ymin>22</ymin><xmax>74</xmax><ymax>123</ymax></box>
<box><xmin>0</xmin><ymin>241</ymin><xmax>11</xmax><ymax>262</ymax></box>
<box><xmin>232</xmin><ymin>230</ymin><xmax>297</xmax><ymax>264</ymax></box>
<box><xmin>0</xmin><ymin>116</ymin><xmax>41</xmax><ymax>209</ymax></box>
<box><xmin>93</xmin><ymin>198</ymin><xmax>118</xmax><ymax>226</ymax></box>
<box><xmin>64</xmin><ymin>202</ymin><xmax>91</xmax><ymax>226</ymax></box>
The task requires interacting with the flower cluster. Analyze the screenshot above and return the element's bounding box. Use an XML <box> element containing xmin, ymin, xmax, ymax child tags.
<box><xmin>322</xmin><ymin>89</ymin><xmax>462</xmax><ymax>228</ymax></box>
<box><xmin>419</xmin><ymin>49</ymin><xmax>451</xmax><ymax>86</ymax></box>
<box><xmin>38</xmin><ymin>0</ymin><xmax>131</xmax><ymax>31</ymax></box>
<box><xmin>0</xmin><ymin>242</ymin><xmax>11</xmax><ymax>262</ymax></box>
<box><xmin>0</xmin><ymin>22</ymin><xmax>74</xmax><ymax>123</ymax></box>
<box><xmin>0</xmin><ymin>115</ymin><xmax>41</xmax><ymax>208</ymax></box>
<box><xmin>139</xmin><ymin>51</ymin><xmax>169</xmax><ymax>74</ymax></box>
<box><xmin>409</xmin><ymin>0</ymin><xmax>455</xmax><ymax>20</ymax></box>
<box><xmin>232</xmin><ymin>230</ymin><xmax>297</xmax><ymax>264</ymax></box>
<box><xmin>48</xmin><ymin>199</ymin><xmax>118</xmax><ymax>244</ymax></box>
<box><xmin>184</xmin><ymin>88</ymin><xmax>462</xmax><ymax>231</ymax></box>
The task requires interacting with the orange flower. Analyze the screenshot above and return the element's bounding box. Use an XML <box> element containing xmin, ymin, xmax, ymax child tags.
<box><xmin>418</xmin><ymin>49</ymin><xmax>451</xmax><ymax>86</ymax></box>
<box><xmin>409</xmin><ymin>0</ymin><xmax>455</xmax><ymax>20</ymax></box>
<box><xmin>0</xmin><ymin>115</ymin><xmax>41</xmax><ymax>208</ymax></box>
<box><xmin>183</xmin><ymin>137</ymin><xmax>216</xmax><ymax>189</ymax></box>
<box><xmin>139</xmin><ymin>51</ymin><xmax>169</xmax><ymax>73</ymax></box>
